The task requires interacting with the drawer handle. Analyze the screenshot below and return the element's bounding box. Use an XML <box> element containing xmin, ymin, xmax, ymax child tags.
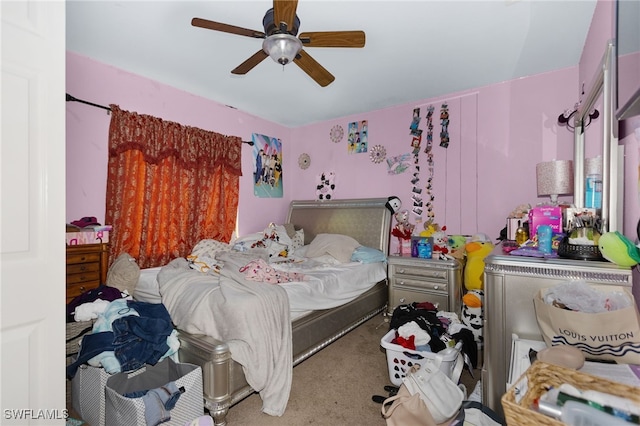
<box><xmin>79</xmin><ymin>286</ymin><xmax>86</xmax><ymax>292</ymax></box>
<box><xmin>433</xmin><ymin>285</ymin><xmax>439</xmax><ymax>290</ymax></box>
<box><xmin>80</xmin><ymin>256</ymin><xmax>87</xmax><ymax>261</ymax></box>
<box><xmin>398</xmin><ymin>268</ymin><xmax>406</xmax><ymax>274</ymax></box>
<box><xmin>399</xmin><ymin>280</ymin><xmax>405</xmax><ymax>285</ymax></box>
<box><xmin>80</xmin><ymin>265</ymin><xmax>87</xmax><ymax>271</ymax></box>
<box><xmin>399</xmin><ymin>298</ymin><xmax>406</xmax><ymax>303</ymax></box>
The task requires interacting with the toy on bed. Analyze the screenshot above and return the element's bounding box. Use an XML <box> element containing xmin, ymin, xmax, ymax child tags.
<box><xmin>598</xmin><ymin>231</ymin><xmax>640</xmax><ymax>267</ymax></box>
<box><xmin>460</xmin><ymin>234</ymin><xmax>494</xmax><ymax>346</ymax></box>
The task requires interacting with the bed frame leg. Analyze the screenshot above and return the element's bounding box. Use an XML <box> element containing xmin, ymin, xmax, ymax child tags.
<box><xmin>206</xmin><ymin>400</ymin><xmax>229</xmax><ymax>426</ymax></box>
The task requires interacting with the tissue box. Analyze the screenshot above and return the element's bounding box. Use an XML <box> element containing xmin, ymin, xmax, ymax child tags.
<box><xmin>528</xmin><ymin>206</ymin><xmax>562</xmax><ymax>236</ymax></box>
<box><xmin>66</xmin><ymin>230</ymin><xmax>109</xmax><ymax>245</ymax></box>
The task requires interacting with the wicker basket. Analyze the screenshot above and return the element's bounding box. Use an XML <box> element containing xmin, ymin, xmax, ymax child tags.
<box><xmin>501</xmin><ymin>361</ymin><xmax>640</xmax><ymax>425</ymax></box>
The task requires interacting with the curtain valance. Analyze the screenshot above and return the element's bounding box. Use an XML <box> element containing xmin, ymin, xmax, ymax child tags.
<box><xmin>108</xmin><ymin>105</ymin><xmax>242</xmax><ymax>176</ymax></box>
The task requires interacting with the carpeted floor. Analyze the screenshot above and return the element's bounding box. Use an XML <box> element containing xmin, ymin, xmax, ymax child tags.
<box><xmin>225</xmin><ymin>312</ymin><xmax>481</xmax><ymax>425</ymax></box>
<box><xmin>66</xmin><ymin>312</ymin><xmax>481</xmax><ymax>425</ymax></box>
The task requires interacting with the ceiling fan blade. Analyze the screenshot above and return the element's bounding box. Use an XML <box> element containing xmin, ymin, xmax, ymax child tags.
<box><xmin>273</xmin><ymin>0</ymin><xmax>299</xmax><ymax>33</ymax></box>
<box><xmin>231</xmin><ymin>50</ymin><xmax>269</xmax><ymax>75</ymax></box>
<box><xmin>191</xmin><ymin>17</ymin><xmax>265</xmax><ymax>39</ymax></box>
<box><xmin>294</xmin><ymin>49</ymin><xmax>335</xmax><ymax>87</ymax></box>
<box><xmin>298</xmin><ymin>31</ymin><xmax>366</xmax><ymax>48</ymax></box>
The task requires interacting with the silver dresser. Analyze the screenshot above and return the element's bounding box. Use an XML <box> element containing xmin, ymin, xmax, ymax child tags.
<box><xmin>387</xmin><ymin>255</ymin><xmax>462</xmax><ymax>314</ymax></box>
<box><xmin>482</xmin><ymin>245</ymin><xmax>633</xmax><ymax>417</ymax></box>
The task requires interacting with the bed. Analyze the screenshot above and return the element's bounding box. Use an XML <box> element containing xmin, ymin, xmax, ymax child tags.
<box><xmin>134</xmin><ymin>197</ymin><xmax>392</xmax><ymax>426</ymax></box>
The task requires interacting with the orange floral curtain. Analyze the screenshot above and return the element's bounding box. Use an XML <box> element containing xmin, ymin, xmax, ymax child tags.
<box><xmin>105</xmin><ymin>105</ymin><xmax>242</xmax><ymax>269</ymax></box>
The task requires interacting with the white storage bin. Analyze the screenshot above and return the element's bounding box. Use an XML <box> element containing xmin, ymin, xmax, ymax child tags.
<box><xmin>381</xmin><ymin>329</ymin><xmax>463</xmax><ymax>386</ymax></box>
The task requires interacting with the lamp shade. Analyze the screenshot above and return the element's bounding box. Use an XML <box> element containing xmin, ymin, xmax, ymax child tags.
<box><xmin>536</xmin><ymin>160</ymin><xmax>574</xmax><ymax>203</ymax></box>
<box><xmin>262</xmin><ymin>34</ymin><xmax>302</xmax><ymax>66</ymax></box>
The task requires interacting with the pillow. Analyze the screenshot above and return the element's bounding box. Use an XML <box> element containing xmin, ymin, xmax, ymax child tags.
<box><xmin>191</xmin><ymin>239</ymin><xmax>232</xmax><ymax>258</ymax></box>
<box><xmin>282</xmin><ymin>223</ymin><xmax>297</xmax><ymax>239</ymax></box>
<box><xmin>291</xmin><ymin>228</ymin><xmax>305</xmax><ymax>250</ymax></box>
<box><xmin>351</xmin><ymin>246</ymin><xmax>387</xmax><ymax>263</ymax></box>
<box><xmin>305</xmin><ymin>233</ymin><xmax>361</xmax><ymax>263</ymax></box>
<box><xmin>106</xmin><ymin>252</ymin><xmax>140</xmax><ymax>296</ymax></box>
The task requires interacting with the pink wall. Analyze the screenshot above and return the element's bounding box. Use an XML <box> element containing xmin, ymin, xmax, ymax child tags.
<box><xmin>288</xmin><ymin>68</ymin><xmax>578</xmax><ymax>253</ymax></box>
<box><xmin>66</xmin><ymin>52</ymin><xmax>289</xmax><ymax>238</ymax></box>
<box><xmin>69</xmin><ymin>0</ymin><xmax>638</xmax><ymax>257</ymax></box>
<box><xmin>67</xmin><ymin>51</ymin><xmax>577</xmax><ymax>248</ymax></box>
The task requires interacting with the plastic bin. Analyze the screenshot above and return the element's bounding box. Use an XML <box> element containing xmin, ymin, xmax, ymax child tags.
<box><xmin>380</xmin><ymin>329</ymin><xmax>463</xmax><ymax>386</ymax></box>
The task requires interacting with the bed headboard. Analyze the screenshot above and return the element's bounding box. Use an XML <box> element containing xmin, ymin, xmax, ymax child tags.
<box><xmin>286</xmin><ymin>198</ymin><xmax>392</xmax><ymax>255</ymax></box>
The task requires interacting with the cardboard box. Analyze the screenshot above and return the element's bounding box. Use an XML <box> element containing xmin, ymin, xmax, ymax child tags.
<box><xmin>528</xmin><ymin>206</ymin><xmax>562</xmax><ymax>236</ymax></box>
<box><xmin>66</xmin><ymin>230</ymin><xmax>109</xmax><ymax>245</ymax></box>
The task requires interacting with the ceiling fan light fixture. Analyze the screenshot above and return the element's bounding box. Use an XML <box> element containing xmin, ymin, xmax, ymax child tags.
<box><xmin>262</xmin><ymin>34</ymin><xmax>302</xmax><ymax>66</ymax></box>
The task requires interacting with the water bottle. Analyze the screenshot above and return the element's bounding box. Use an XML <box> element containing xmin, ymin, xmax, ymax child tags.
<box><xmin>585</xmin><ymin>173</ymin><xmax>602</xmax><ymax>209</ymax></box>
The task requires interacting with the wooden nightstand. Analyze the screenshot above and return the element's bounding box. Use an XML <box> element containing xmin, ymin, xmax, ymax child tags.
<box><xmin>387</xmin><ymin>255</ymin><xmax>462</xmax><ymax>314</ymax></box>
<box><xmin>65</xmin><ymin>243</ymin><xmax>109</xmax><ymax>303</ymax></box>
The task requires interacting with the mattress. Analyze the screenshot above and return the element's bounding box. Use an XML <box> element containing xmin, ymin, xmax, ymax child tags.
<box><xmin>134</xmin><ymin>258</ymin><xmax>386</xmax><ymax>321</ymax></box>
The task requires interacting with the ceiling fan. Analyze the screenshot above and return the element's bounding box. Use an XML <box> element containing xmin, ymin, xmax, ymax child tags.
<box><xmin>191</xmin><ymin>0</ymin><xmax>366</xmax><ymax>87</ymax></box>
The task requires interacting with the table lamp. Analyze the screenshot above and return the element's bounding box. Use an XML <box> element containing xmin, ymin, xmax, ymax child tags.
<box><xmin>536</xmin><ymin>160</ymin><xmax>574</xmax><ymax>204</ymax></box>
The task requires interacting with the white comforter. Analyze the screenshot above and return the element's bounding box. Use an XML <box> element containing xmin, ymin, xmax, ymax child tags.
<box><xmin>158</xmin><ymin>253</ymin><xmax>292</xmax><ymax>416</ymax></box>
<box><xmin>155</xmin><ymin>252</ymin><xmax>386</xmax><ymax>416</ymax></box>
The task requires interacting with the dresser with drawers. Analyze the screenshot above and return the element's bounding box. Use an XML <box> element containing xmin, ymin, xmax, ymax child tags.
<box><xmin>387</xmin><ymin>255</ymin><xmax>462</xmax><ymax>314</ymax></box>
<box><xmin>65</xmin><ymin>243</ymin><xmax>109</xmax><ymax>303</ymax></box>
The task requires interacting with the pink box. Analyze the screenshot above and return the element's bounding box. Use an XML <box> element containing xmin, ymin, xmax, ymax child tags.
<box><xmin>66</xmin><ymin>230</ymin><xmax>109</xmax><ymax>246</ymax></box>
<box><xmin>528</xmin><ymin>206</ymin><xmax>562</xmax><ymax>235</ymax></box>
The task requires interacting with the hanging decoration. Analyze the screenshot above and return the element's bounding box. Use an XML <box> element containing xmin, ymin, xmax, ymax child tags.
<box><xmin>298</xmin><ymin>153</ymin><xmax>311</xmax><ymax>169</ymax></box>
<box><xmin>347</xmin><ymin>120</ymin><xmax>368</xmax><ymax>153</ymax></box>
<box><xmin>439</xmin><ymin>102</ymin><xmax>450</xmax><ymax>148</ymax></box>
<box><xmin>369</xmin><ymin>145</ymin><xmax>387</xmax><ymax>164</ymax></box>
<box><xmin>252</xmin><ymin>133</ymin><xmax>283</xmax><ymax>198</ymax></box>
<box><xmin>316</xmin><ymin>171</ymin><xmax>336</xmax><ymax>201</ymax></box>
<box><xmin>424</xmin><ymin>105</ymin><xmax>436</xmax><ymax>222</ymax></box>
<box><xmin>386</xmin><ymin>153</ymin><xmax>412</xmax><ymax>175</ymax></box>
<box><xmin>330</xmin><ymin>124</ymin><xmax>344</xmax><ymax>143</ymax></box>
<box><xmin>409</xmin><ymin>108</ymin><xmax>423</xmax><ymax>219</ymax></box>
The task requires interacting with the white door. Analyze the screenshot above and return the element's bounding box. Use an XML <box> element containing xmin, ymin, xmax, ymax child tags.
<box><xmin>1</xmin><ymin>1</ymin><xmax>66</xmax><ymax>424</ymax></box>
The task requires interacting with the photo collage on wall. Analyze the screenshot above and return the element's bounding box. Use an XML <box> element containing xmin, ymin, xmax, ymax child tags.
<box><xmin>252</xmin><ymin>133</ymin><xmax>283</xmax><ymax>198</ymax></box>
<box><xmin>347</xmin><ymin>120</ymin><xmax>368</xmax><ymax>154</ymax></box>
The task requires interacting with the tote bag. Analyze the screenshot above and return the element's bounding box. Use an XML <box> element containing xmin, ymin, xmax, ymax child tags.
<box><xmin>104</xmin><ymin>357</ymin><xmax>203</xmax><ymax>426</ymax></box>
<box><xmin>533</xmin><ymin>288</ymin><xmax>640</xmax><ymax>364</ymax></box>
<box><xmin>381</xmin><ymin>363</ymin><xmax>464</xmax><ymax>426</ymax></box>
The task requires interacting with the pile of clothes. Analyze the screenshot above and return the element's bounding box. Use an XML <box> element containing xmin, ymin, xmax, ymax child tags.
<box><xmin>389</xmin><ymin>301</ymin><xmax>478</xmax><ymax>369</ymax></box>
<box><xmin>66</xmin><ymin>288</ymin><xmax>180</xmax><ymax>379</ymax></box>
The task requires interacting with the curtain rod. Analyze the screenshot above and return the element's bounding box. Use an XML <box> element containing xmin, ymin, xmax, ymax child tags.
<box><xmin>65</xmin><ymin>93</ymin><xmax>254</xmax><ymax>145</ymax></box>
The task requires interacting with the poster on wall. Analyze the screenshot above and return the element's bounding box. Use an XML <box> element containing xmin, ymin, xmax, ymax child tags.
<box><xmin>347</xmin><ymin>120</ymin><xmax>368</xmax><ymax>153</ymax></box>
<box><xmin>252</xmin><ymin>133</ymin><xmax>283</xmax><ymax>198</ymax></box>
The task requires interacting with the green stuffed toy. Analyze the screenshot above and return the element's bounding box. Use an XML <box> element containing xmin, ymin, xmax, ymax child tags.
<box><xmin>598</xmin><ymin>231</ymin><xmax>640</xmax><ymax>267</ymax></box>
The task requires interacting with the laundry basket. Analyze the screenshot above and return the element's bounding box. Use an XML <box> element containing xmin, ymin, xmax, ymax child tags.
<box><xmin>380</xmin><ymin>329</ymin><xmax>463</xmax><ymax>386</ymax></box>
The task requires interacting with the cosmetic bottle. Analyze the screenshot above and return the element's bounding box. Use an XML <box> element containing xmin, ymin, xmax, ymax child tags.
<box><xmin>537</xmin><ymin>400</ymin><xmax>632</xmax><ymax>426</ymax></box>
<box><xmin>515</xmin><ymin>220</ymin><xmax>528</xmax><ymax>245</ymax></box>
<box><xmin>537</xmin><ymin>225</ymin><xmax>553</xmax><ymax>254</ymax></box>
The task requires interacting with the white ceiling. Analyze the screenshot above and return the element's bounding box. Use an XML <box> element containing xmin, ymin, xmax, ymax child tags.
<box><xmin>66</xmin><ymin>1</ymin><xmax>597</xmax><ymax>128</ymax></box>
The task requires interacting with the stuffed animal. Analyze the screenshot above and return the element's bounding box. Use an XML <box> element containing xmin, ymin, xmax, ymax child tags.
<box><xmin>598</xmin><ymin>231</ymin><xmax>640</xmax><ymax>267</ymax></box>
<box><xmin>461</xmin><ymin>289</ymin><xmax>484</xmax><ymax>346</ymax></box>
<box><xmin>463</xmin><ymin>240</ymin><xmax>494</xmax><ymax>291</ymax></box>
<box><xmin>460</xmin><ymin>239</ymin><xmax>493</xmax><ymax>346</ymax></box>
<box><xmin>448</xmin><ymin>235</ymin><xmax>468</xmax><ymax>260</ymax></box>
<box><xmin>432</xmin><ymin>227</ymin><xmax>449</xmax><ymax>255</ymax></box>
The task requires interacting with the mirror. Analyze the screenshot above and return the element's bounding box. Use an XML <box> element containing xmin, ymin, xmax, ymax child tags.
<box><xmin>573</xmin><ymin>41</ymin><xmax>621</xmax><ymax>233</ymax></box>
<box><xmin>616</xmin><ymin>0</ymin><xmax>640</xmax><ymax>120</ymax></box>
